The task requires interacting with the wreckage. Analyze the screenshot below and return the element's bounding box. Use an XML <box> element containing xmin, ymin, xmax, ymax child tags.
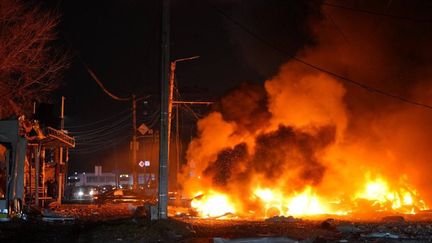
<box><xmin>0</xmin><ymin>118</ymin><xmax>74</xmax><ymax>220</ymax></box>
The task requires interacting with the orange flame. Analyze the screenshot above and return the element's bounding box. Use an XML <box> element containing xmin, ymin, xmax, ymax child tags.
<box><xmin>354</xmin><ymin>176</ymin><xmax>428</xmax><ymax>213</ymax></box>
<box><xmin>191</xmin><ymin>191</ymin><xmax>236</xmax><ymax>218</ymax></box>
<box><xmin>188</xmin><ymin>175</ymin><xmax>428</xmax><ymax>219</ymax></box>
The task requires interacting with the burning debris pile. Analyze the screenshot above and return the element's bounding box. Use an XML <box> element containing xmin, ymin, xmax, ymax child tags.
<box><xmin>179</xmin><ymin>61</ymin><xmax>430</xmax><ymax>219</ymax></box>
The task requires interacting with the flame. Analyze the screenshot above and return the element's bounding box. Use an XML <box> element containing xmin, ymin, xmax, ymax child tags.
<box><xmin>354</xmin><ymin>176</ymin><xmax>428</xmax><ymax>213</ymax></box>
<box><xmin>180</xmin><ymin>62</ymin><xmax>430</xmax><ymax>220</ymax></box>
<box><xmin>187</xmin><ymin>174</ymin><xmax>428</xmax><ymax>219</ymax></box>
<box><xmin>253</xmin><ymin>186</ymin><xmax>336</xmax><ymax>217</ymax></box>
<box><xmin>287</xmin><ymin>187</ymin><xmax>328</xmax><ymax>215</ymax></box>
<box><xmin>191</xmin><ymin>190</ymin><xmax>236</xmax><ymax>218</ymax></box>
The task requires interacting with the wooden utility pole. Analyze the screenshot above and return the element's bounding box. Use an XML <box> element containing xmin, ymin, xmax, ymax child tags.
<box><xmin>85</xmin><ymin>67</ymin><xmax>149</xmax><ymax>190</ymax></box>
<box><xmin>158</xmin><ymin>0</ymin><xmax>170</xmax><ymax>220</ymax></box>
<box><xmin>132</xmin><ymin>95</ymin><xmax>138</xmax><ymax>189</ymax></box>
<box><xmin>167</xmin><ymin>56</ymin><xmax>200</xmax><ymax>193</ymax></box>
<box><xmin>58</xmin><ymin>96</ymin><xmax>65</xmax><ymax>203</ymax></box>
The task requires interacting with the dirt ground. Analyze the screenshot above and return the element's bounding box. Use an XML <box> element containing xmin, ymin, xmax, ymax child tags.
<box><xmin>1</xmin><ymin>205</ymin><xmax>432</xmax><ymax>242</ymax></box>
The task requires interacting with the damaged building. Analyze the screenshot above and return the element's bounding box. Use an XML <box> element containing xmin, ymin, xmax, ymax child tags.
<box><xmin>0</xmin><ymin>117</ymin><xmax>75</xmax><ymax>219</ymax></box>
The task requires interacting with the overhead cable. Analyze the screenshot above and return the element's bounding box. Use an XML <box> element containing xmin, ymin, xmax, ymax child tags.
<box><xmin>211</xmin><ymin>3</ymin><xmax>432</xmax><ymax>110</ymax></box>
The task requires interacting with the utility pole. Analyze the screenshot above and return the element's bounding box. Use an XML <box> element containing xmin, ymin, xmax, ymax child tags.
<box><xmin>158</xmin><ymin>0</ymin><xmax>170</xmax><ymax>220</ymax></box>
<box><xmin>61</xmin><ymin>96</ymin><xmax>65</xmax><ymax>130</ymax></box>
<box><xmin>167</xmin><ymin>56</ymin><xmax>200</xmax><ymax>193</ymax></box>
<box><xmin>168</xmin><ymin>56</ymin><xmax>200</xmax><ymax>145</ymax></box>
<box><xmin>58</xmin><ymin>96</ymin><xmax>65</xmax><ymax>203</ymax></box>
<box><xmin>132</xmin><ymin>95</ymin><xmax>138</xmax><ymax>190</ymax></box>
<box><xmin>85</xmin><ymin>67</ymin><xmax>149</xmax><ymax>191</ymax></box>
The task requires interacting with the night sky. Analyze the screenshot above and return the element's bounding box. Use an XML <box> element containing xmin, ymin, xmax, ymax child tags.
<box><xmin>44</xmin><ymin>0</ymin><xmax>432</xmax><ymax>173</ymax></box>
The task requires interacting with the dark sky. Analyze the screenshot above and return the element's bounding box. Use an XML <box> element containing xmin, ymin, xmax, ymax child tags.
<box><xmin>45</xmin><ymin>0</ymin><xmax>432</xmax><ymax>173</ymax></box>
<box><xmin>48</xmin><ymin>0</ymin><xmax>320</xmax><ymax>173</ymax></box>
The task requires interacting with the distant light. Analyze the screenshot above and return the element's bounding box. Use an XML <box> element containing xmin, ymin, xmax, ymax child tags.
<box><xmin>78</xmin><ymin>191</ymin><xmax>84</xmax><ymax>197</ymax></box>
<box><xmin>144</xmin><ymin>160</ymin><xmax>150</xmax><ymax>167</ymax></box>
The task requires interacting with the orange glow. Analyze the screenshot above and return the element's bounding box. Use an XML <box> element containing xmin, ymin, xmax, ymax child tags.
<box><xmin>191</xmin><ymin>191</ymin><xmax>236</xmax><ymax>218</ymax></box>
<box><xmin>286</xmin><ymin>187</ymin><xmax>328</xmax><ymax>215</ymax></box>
<box><xmin>354</xmin><ymin>176</ymin><xmax>428</xmax><ymax>213</ymax></box>
<box><xmin>253</xmin><ymin>186</ymin><xmax>338</xmax><ymax>217</ymax></box>
<box><xmin>180</xmin><ymin>61</ymin><xmax>431</xmax><ymax>220</ymax></box>
<box><xmin>187</xmin><ymin>174</ymin><xmax>428</xmax><ymax>219</ymax></box>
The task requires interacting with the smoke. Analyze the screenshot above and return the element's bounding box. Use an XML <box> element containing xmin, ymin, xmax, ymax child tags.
<box><xmin>181</xmin><ymin>0</ymin><xmax>432</xmax><ymax>211</ymax></box>
<box><xmin>181</xmin><ymin>61</ymin><xmax>347</xmax><ymax>201</ymax></box>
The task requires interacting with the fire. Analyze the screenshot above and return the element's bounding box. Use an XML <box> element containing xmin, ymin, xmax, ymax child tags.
<box><xmin>354</xmin><ymin>176</ymin><xmax>428</xmax><ymax>213</ymax></box>
<box><xmin>187</xmin><ymin>174</ymin><xmax>428</xmax><ymax>219</ymax></box>
<box><xmin>286</xmin><ymin>187</ymin><xmax>328</xmax><ymax>216</ymax></box>
<box><xmin>180</xmin><ymin>56</ymin><xmax>431</xmax><ymax>220</ymax></box>
<box><xmin>191</xmin><ymin>191</ymin><xmax>236</xmax><ymax>218</ymax></box>
<box><xmin>253</xmin><ymin>186</ymin><xmax>335</xmax><ymax>217</ymax></box>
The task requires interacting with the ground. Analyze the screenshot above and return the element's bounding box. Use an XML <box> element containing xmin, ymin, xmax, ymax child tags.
<box><xmin>1</xmin><ymin>205</ymin><xmax>432</xmax><ymax>242</ymax></box>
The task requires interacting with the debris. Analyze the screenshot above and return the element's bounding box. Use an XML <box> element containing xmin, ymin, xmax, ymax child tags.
<box><xmin>362</xmin><ymin>232</ymin><xmax>399</xmax><ymax>239</ymax></box>
<box><xmin>336</xmin><ymin>223</ymin><xmax>361</xmax><ymax>233</ymax></box>
<box><xmin>320</xmin><ymin>218</ymin><xmax>335</xmax><ymax>230</ymax></box>
<box><xmin>213</xmin><ymin>237</ymin><xmax>299</xmax><ymax>243</ymax></box>
<box><xmin>127</xmin><ymin>204</ymin><xmax>137</xmax><ymax>213</ymax></box>
<box><xmin>208</xmin><ymin>212</ymin><xmax>235</xmax><ymax>219</ymax></box>
<box><xmin>382</xmin><ymin>215</ymin><xmax>405</xmax><ymax>223</ymax></box>
<box><xmin>42</xmin><ymin>216</ymin><xmax>75</xmax><ymax>222</ymax></box>
<box><xmin>265</xmin><ymin>215</ymin><xmax>298</xmax><ymax>223</ymax></box>
<box><xmin>144</xmin><ymin>203</ymin><xmax>158</xmax><ymax>220</ymax></box>
<box><xmin>42</xmin><ymin>208</ymin><xmax>63</xmax><ymax>218</ymax></box>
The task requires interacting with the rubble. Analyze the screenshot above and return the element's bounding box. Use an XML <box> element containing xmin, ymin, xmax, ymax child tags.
<box><xmin>320</xmin><ymin>218</ymin><xmax>335</xmax><ymax>230</ymax></box>
<box><xmin>2</xmin><ymin>210</ymin><xmax>432</xmax><ymax>242</ymax></box>
<box><xmin>362</xmin><ymin>232</ymin><xmax>400</xmax><ymax>239</ymax></box>
<box><xmin>335</xmin><ymin>223</ymin><xmax>361</xmax><ymax>233</ymax></box>
<box><xmin>213</xmin><ymin>236</ymin><xmax>299</xmax><ymax>243</ymax></box>
<box><xmin>382</xmin><ymin>215</ymin><xmax>405</xmax><ymax>223</ymax></box>
<box><xmin>265</xmin><ymin>215</ymin><xmax>299</xmax><ymax>223</ymax></box>
<box><xmin>42</xmin><ymin>208</ymin><xmax>75</xmax><ymax>222</ymax></box>
<box><xmin>46</xmin><ymin>203</ymin><xmax>135</xmax><ymax>221</ymax></box>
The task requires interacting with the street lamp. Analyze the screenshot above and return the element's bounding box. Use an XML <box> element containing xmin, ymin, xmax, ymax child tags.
<box><xmin>168</xmin><ymin>55</ymin><xmax>200</xmax><ymax>144</ymax></box>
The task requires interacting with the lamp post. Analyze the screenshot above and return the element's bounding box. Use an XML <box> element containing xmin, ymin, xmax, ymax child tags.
<box><xmin>168</xmin><ymin>56</ymin><xmax>200</xmax><ymax>148</ymax></box>
<box><xmin>167</xmin><ymin>56</ymin><xmax>200</xmax><ymax>197</ymax></box>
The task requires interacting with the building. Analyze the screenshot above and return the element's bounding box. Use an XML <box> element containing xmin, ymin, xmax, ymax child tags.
<box><xmin>74</xmin><ymin>166</ymin><xmax>116</xmax><ymax>187</ymax></box>
<box><xmin>0</xmin><ymin>118</ymin><xmax>75</xmax><ymax>218</ymax></box>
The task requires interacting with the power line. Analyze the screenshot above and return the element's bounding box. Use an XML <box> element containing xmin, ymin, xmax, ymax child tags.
<box><xmin>210</xmin><ymin>3</ymin><xmax>432</xmax><ymax>110</ymax></box>
<box><xmin>85</xmin><ymin>65</ymin><xmax>131</xmax><ymax>101</ymax></box>
<box><xmin>74</xmin><ymin>122</ymin><xmax>131</xmax><ymax>141</ymax></box>
<box><xmin>322</xmin><ymin>2</ymin><xmax>432</xmax><ymax>23</ymax></box>
<box><xmin>65</xmin><ymin>108</ymin><xmax>130</xmax><ymax>129</ymax></box>
<box><xmin>70</xmin><ymin>113</ymin><xmax>131</xmax><ymax>135</ymax></box>
<box><xmin>322</xmin><ymin>10</ymin><xmax>351</xmax><ymax>47</ymax></box>
<box><xmin>71</xmin><ymin>136</ymin><xmax>130</xmax><ymax>154</ymax></box>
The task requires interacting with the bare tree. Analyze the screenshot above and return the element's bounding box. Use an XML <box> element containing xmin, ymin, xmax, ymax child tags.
<box><xmin>0</xmin><ymin>0</ymin><xmax>68</xmax><ymax>119</ymax></box>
